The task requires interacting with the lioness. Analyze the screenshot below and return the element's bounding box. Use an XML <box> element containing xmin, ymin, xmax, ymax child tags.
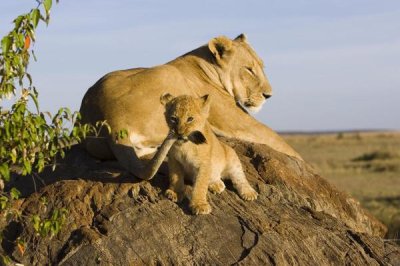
<box><xmin>80</xmin><ymin>34</ymin><xmax>302</xmax><ymax>179</ymax></box>
<box><xmin>161</xmin><ymin>93</ymin><xmax>258</xmax><ymax>215</ymax></box>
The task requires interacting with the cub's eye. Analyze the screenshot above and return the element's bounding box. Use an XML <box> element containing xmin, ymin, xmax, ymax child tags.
<box><xmin>170</xmin><ymin>116</ymin><xmax>178</xmax><ymax>124</ymax></box>
<box><xmin>187</xmin><ymin>117</ymin><xmax>194</xmax><ymax>123</ymax></box>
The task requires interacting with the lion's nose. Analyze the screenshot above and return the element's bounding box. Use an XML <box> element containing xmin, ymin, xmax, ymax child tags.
<box><xmin>262</xmin><ymin>93</ymin><xmax>272</xmax><ymax>99</ymax></box>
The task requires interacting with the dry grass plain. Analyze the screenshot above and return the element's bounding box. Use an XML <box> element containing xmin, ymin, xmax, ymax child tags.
<box><xmin>282</xmin><ymin>131</ymin><xmax>400</xmax><ymax>240</ymax></box>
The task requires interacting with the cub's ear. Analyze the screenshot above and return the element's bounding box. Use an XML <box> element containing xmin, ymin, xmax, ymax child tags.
<box><xmin>208</xmin><ymin>36</ymin><xmax>233</xmax><ymax>62</ymax></box>
<box><xmin>200</xmin><ymin>94</ymin><xmax>211</xmax><ymax>115</ymax></box>
<box><xmin>234</xmin><ymin>33</ymin><xmax>248</xmax><ymax>43</ymax></box>
<box><xmin>160</xmin><ymin>93</ymin><xmax>175</xmax><ymax>105</ymax></box>
<box><xmin>188</xmin><ymin>131</ymin><xmax>207</xmax><ymax>145</ymax></box>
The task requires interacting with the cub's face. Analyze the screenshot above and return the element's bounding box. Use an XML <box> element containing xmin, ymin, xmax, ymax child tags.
<box><xmin>161</xmin><ymin>94</ymin><xmax>210</xmax><ymax>143</ymax></box>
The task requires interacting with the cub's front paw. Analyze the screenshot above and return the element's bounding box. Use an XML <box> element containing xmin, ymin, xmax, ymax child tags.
<box><xmin>190</xmin><ymin>202</ymin><xmax>212</xmax><ymax>215</ymax></box>
<box><xmin>208</xmin><ymin>180</ymin><xmax>225</xmax><ymax>194</ymax></box>
<box><xmin>165</xmin><ymin>189</ymin><xmax>182</xmax><ymax>202</ymax></box>
<box><xmin>239</xmin><ymin>187</ymin><xmax>258</xmax><ymax>201</ymax></box>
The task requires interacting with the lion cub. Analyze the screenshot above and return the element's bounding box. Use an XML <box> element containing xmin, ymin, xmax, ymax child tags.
<box><xmin>160</xmin><ymin>93</ymin><xmax>258</xmax><ymax>215</ymax></box>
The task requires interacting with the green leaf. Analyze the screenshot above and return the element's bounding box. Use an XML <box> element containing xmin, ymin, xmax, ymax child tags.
<box><xmin>0</xmin><ymin>164</ymin><xmax>10</xmax><ymax>182</ymax></box>
<box><xmin>1</xmin><ymin>36</ymin><xmax>12</xmax><ymax>54</ymax></box>
<box><xmin>14</xmin><ymin>32</ymin><xmax>25</xmax><ymax>48</ymax></box>
<box><xmin>26</xmin><ymin>73</ymin><xmax>33</xmax><ymax>86</ymax></box>
<box><xmin>32</xmin><ymin>49</ymin><xmax>37</xmax><ymax>61</ymax></box>
<box><xmin>43</xmin><ymin>0</ymin><xmax>53</xmax><ymax>14</ymax></box>
<box><xmin>39</xmin><ymin>196</ymin><xmax>48</xmax><ymax>205</ymax></box>
<box><xmin>13</xmin><ymin>15</ymin><xmax>24</xmax><ymax>28</ymax></box>
<box><xmin>10</xmin><ymin>187</ymin><xmax>21</xmax><ymax>200</ymax></box>
<box><xmin>29</xmin><ymin>88</ymin><xmax>40</xmax><ymax>112</ymax></box>
<box><xmin>23</xmin><ymin>160</ymin><xmax>32</xmax><ymax>174</ymax></box>
<box><xmin>31</xmin><ymin>9</ymin><xmax>40</xmax><ymax>28</ymax></box>
<box><xmin>32</xmin><ymin>215</ymin><xmax>41</xmax><ymax>232</ymax></box>
<box><xmin>10</xmin><ymin>149</ymin><xmax>17</xmax><ymax>164</ymax></box>
<box><xmin>43</xmin><ymin>220</ymin><xmax>52</xmax><ymax>234</ymax></box>
<box><xmin>0</xmin><ymin>196</ymin><xmax>8</xmax><ymax>210</ymax></box>
<box><xmin>51</xmin><ymin>209</ymin><xmax>59</xmax><ymax>220</ymax></box>
<box><xmin>37</xmin><ymin>156</ymin><xmax>45</xmax><ymax>173</ymax></box>
<box><xmin>117</xmin><ymin>129</ymin><xmax>128</xmax><ymax>140</ymax></box>
<box><xmin>51</xmin><ymin>221</ymin><xmax>60</xmax><ymax>235</ymax></box>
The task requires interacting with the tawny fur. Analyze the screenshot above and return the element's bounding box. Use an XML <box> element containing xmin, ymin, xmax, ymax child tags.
<box><xmin>161</xmin><ymin>94</ymin><xmax>258</xmax><ymax>215</ymax></box>
<box><xmin>79</xmin><ymin>34</ymin><xmax>302</xmax><ymax>179</ymax></box>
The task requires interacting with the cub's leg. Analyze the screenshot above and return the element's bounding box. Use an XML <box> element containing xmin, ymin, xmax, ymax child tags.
<box><xmin>165</xmin><ymin>157</ymin><xmax>185</xmax><ymax>203</ymax></box>
<box><xmin>190</xmin><ymin>166</ymin><xmax>212</xmax><ymax>215</ymax></box>
<box><xmin>208</xmin><ymin>178</ymin><xmax>225</xmax><ymax>194</ymax></box>
<box><xmin>225</xmin><ymin>148</ymin><xmax>258</xmax><ymax>201</ymax></box>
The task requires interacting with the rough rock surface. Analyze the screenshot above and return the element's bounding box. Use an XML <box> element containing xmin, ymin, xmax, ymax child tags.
<box><xmin>2</xmin><ymin>138</ymin><xmax>400</xmax><ymax>265</ymax></box>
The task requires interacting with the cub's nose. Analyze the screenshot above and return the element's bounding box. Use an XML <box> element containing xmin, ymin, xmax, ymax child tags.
<box><xmin>263</xmin><ymin>93</ymin><xmax>272</xmax><ymax>99</ymax></box>
<box><xmin>177</xmin><ymin>133</ymin><xmax>188</xmax><ymax>141</ymax></box>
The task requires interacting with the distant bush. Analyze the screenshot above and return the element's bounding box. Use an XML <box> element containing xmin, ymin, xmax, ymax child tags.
<box><xmin>370</xmin><ymin>163</ymin><xmax>399</xmax><ymax>173</ymax></box>
<box><xmin>352</xmin><ymin>151</ymin><xmax>398</xmax><ymax>162</ymax></box>
<box><xmin>354</xmin><ymin>133</ymin><xmax>362</xmax><ymax>140</ymax></box>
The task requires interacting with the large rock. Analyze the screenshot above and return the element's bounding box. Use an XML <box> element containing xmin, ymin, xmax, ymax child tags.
<box><xmin>2</xmin><ymin>139</ymin><xmax>399</xmax><ymax>265</ymax></box>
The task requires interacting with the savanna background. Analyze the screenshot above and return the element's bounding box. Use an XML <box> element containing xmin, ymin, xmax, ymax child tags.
<box><xmin>283</xmin><ymin>131</ymin><xmax>400</xmax><ymax>240</ymax></box>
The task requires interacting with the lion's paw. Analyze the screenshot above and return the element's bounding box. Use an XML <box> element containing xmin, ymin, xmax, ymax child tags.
<box><xmin>165</xmin><ymin>189</ymin><xmax>182</xmax><ymax>203</ymax></box>
<box><xmin>208</xmin><ymin>180</ymin><xmax>225</xmax><ymax>194</ymax></box>
<box><xmin>239</xmin><ymin>187</ymin><xmax>258</xmax><ymax>201</ymax></box>
<box><xmin>190</xmin><ymin>202</ymin><xmax>212</xmax><ymax>215</ymax></box>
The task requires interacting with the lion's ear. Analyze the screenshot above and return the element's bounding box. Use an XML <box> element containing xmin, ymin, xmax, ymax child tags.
<box><xmin>234</xmin><ymin>33</ymin><xmax>248</xmax><ymax>43</ymax></box>
<box><xmin>160</xmin><ymin>93</ymin><xmax>175</xmax><ymax>105</ymax></box>
<box><xmin>200</xmin><ymin>94</ymin><xmax>211</xmax><ymax>115</ymax></box>
<box><xmin>208</xmin><ymin>36</ymin><xmax>233</xmax><ymax>62</ymax></box>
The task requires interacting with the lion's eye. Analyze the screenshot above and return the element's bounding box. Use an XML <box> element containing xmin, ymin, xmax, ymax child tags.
<box><xmin>246</xmin><ymin>67</ymin><xmax>255</xmax><ymax>75</ymax></box>
<box><xmin>187</xmin><ymin>117</ymin><xmax>194</xmax><ymax>123</ymax></box>
<box><xmin>170</xmin><ymin>116</ymin><xmax>178</xmax><ymax>124</ymax></box>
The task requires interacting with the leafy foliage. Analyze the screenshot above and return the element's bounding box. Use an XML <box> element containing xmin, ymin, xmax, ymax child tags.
<box><xmin>31</xmin><ymin>206</ymin><xmax>68</xmax><ymax>238</ymax></box>
<box><xmin>0</xmin><ymin>0</ymin><xmax>103</xmax><ymax>183</ymax></box>
<box><xmin>0</xmin><ymin>0</ymin><xmax>109</xmax><ymax>262</ymax></box>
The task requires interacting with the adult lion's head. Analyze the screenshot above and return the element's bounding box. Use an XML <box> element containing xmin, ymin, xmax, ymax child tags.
<box><xmin>208</xmin><ymin>34</ymin><xmax>272</xmax><ymax>113</ymax></box>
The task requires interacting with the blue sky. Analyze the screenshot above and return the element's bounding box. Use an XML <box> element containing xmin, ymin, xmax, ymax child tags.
<box><xmin>1</xmin><ymin>1</ymin><xmax>399</xmax><ymax>131</ymax></box>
